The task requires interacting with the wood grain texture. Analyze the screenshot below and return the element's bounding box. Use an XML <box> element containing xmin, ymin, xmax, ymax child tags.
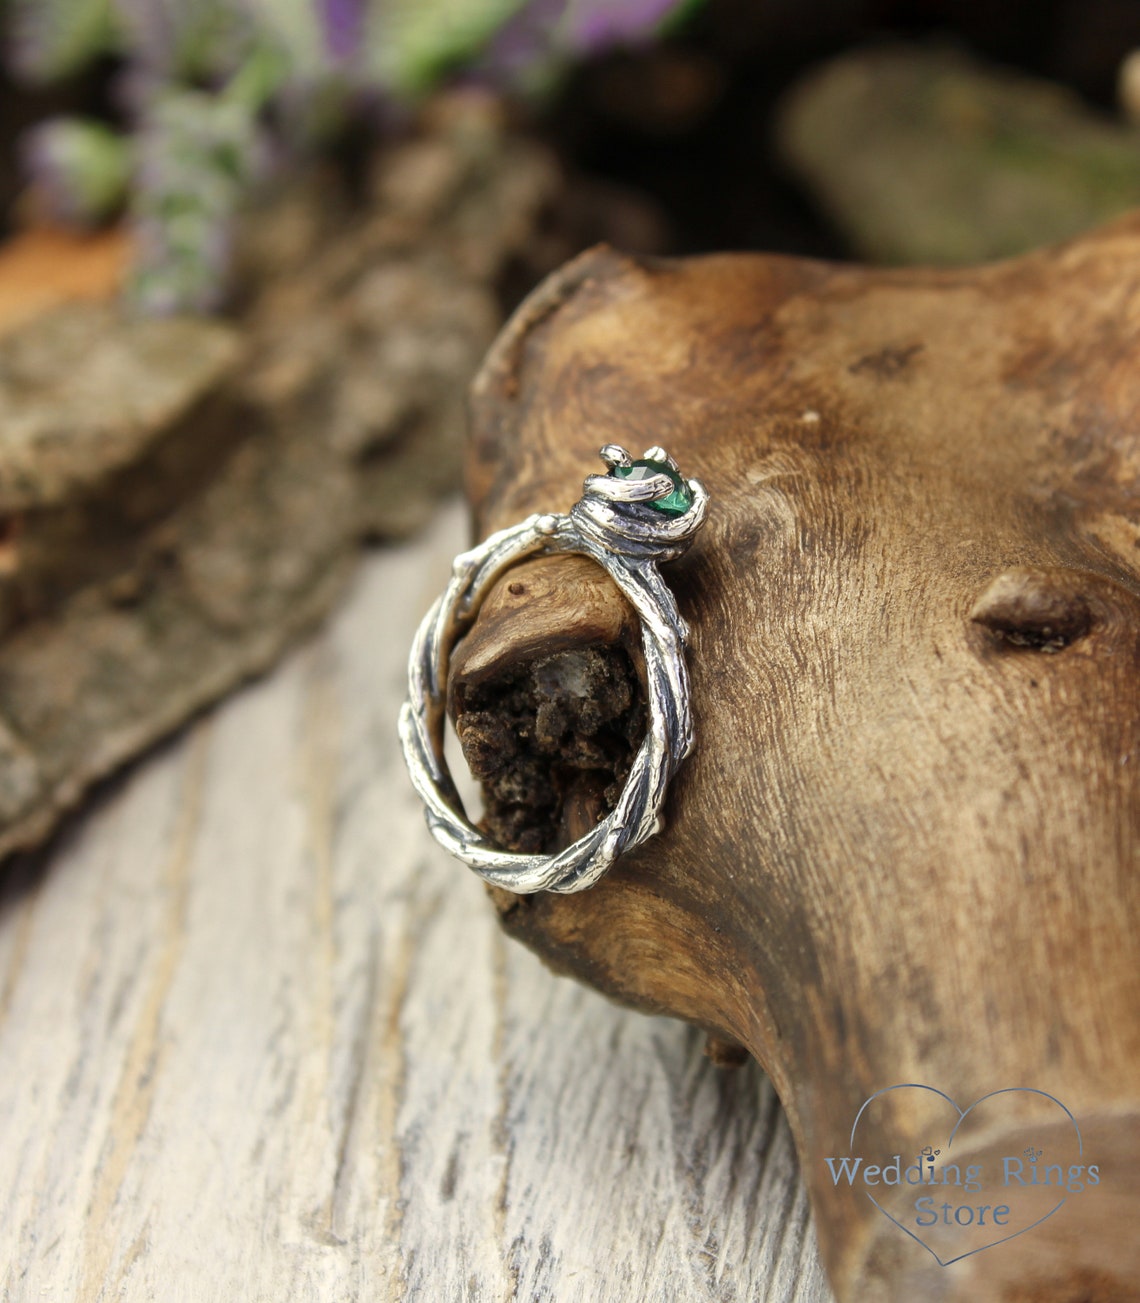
<box><xmin>451</xmin><ymin>230</ymin><xmax>1140</xmax><ymax>1301</ymax></box>
<box><xmin>0</xmin><ymin>502</ymin><xmax>833</xmax><ymax>1303</ymax></box>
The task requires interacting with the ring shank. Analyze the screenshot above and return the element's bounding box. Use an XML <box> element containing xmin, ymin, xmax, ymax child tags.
<box><xmin>398</xmin><ymin>511</ymin><xmax>693</xmax><ymax>894</ymax></box>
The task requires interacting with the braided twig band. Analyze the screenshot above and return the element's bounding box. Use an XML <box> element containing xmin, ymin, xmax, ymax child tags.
<box><xmin>398</xmin><ymin>446</ymin><xmax>708</xmax><ymax>894</ymax></box>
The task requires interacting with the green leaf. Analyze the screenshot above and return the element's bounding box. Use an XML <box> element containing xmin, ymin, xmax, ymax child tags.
<box><xmin>9</xmin><ymin>0</ymin><xmax>119</xmax><ymax>81</ymax></box>
<box><xmin>25</xmin><ymin>117</ymin><xmax>131</xmax><ymax>223</ymax></box>
<box><xmin>366</xmin><ymin>0</ymin><xmax>529</xmax><ymax>96</ymax></box>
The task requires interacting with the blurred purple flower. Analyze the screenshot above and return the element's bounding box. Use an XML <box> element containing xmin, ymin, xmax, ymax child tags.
<box><xmin>127</xmin><ymin>88</ymin><xmax>265</xmax><ymax>313</ymax></box>
<box><xmin>568</xmin><ymin>0</ymin><xmax>687</xmax><ymax>52</ymax></box>
<box><xmin>317</xmin><ymin>0</ymin><xmax>365</xmax><ymax>63</ymax></box>
<box><xmin>112</xmin><ymin>0</ymin><xmax>254</xmax><ymax>79</ymax></box>
<box><xmin>130</xmin><ymin>206</ymin><xmax>235</xmax><ymax>313</ymax></box>
<box><xmin>476</xmin><ymin>0</ymin><xmax>567</xmax><ymax>84</ymax></box>
<box><xmin>475</xmin><ymin>0</ymin><xmax>696</xmax><ymax>88</ymax></box>
<box><xmin>7</xmin><ymin>0</ymin><xmax>117</xmax><ymax>82</ymax></box>
<box><xmin>111</xmin><ymin>0</ymin><xmax>178</xmax><ymax>71</ymax></box>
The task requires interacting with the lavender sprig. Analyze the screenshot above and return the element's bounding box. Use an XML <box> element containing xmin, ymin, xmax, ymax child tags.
<box><xmin>111</xmin><ymin>0</ymin><xmax>256</xmax><ymax>79</ymax></box>
<box><xmin>566</xmin><ymin>0</ymin><xmax>695</xmax><ymax>52</ymax></box>
<box><xmin>476</xmin><ymin>0</ymin><xmax>699</xmax><ymax>92</ymax></box>
<box><xmin>126</xmin><ymin>45</ymin><xmax>285</xmax><ymax>313</ymax></box>
<box><xmin>8</xmin><ymin>0</ymin><xmax>117</xmax><ymax>81</ymax></box>
<box><xmin>6</xmin><ymin>0</ymin><xmax>704</xmax><ymax>314</ymax></box>
<box><xmin>317</xmin><ymin>0</ymin><xmax>366</xmax><ymax>63</ymax></box>
<box><xmin>365</xmin><ymin>0</ymin><xmax>528</xmax><ymax>95</ymax></box>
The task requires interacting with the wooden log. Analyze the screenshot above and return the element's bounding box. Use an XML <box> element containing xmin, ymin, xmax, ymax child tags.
<box><xmin>449</xmin><ymin>231</ymin><xmax>1140</xmax><ymax>1301</ymax></box>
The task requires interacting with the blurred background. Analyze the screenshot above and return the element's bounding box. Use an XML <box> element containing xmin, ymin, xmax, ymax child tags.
<box><xmin>7</xmin><ymin>0</ymin><xmax>1140</xmax><ymax>300</ymax></box>
<box><xmin>2</xmin><ymin>0</ymin><xmax>1140</xmax><ymax>856</ymax></box>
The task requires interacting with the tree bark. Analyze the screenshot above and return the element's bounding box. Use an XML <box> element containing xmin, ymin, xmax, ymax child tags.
<box><xmin>0</xmin><ymin>107</ymin><xmax>561</xmax><ymax>861</ymax></box>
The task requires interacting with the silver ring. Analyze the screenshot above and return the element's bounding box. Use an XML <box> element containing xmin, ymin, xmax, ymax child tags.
<box><xmin>398</xmin><ymin>445</ymin><xmax>709</xmax><ymax>894</ymax></box>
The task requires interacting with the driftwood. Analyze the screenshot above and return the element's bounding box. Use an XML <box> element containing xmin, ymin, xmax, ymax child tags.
<box><xmin>777</xmin><ymin>43</ymin><xmax>1140</xmax><ymax>265</ymax></box>
<box><xmin>449</xmin><ymin>229</ymin><xmax>1140</xmax><ymax>1301</ymax></box>
<box><xmin>0</xmin><ymin>106</ymin><xmax>563</xmax><ymax>862</ymax></box>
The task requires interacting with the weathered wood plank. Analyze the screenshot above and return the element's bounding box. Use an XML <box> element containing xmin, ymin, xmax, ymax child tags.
<box><xmin>0</xmin><ymin>502</ymin><xmax>832</xmax><ymax>1303</ymax></box>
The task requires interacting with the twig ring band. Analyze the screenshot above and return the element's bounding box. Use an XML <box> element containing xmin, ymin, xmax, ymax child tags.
<box><xmin>398</xmin><ymin>445</ymin><xmax>708</xmax><ymax>894</ymax></box>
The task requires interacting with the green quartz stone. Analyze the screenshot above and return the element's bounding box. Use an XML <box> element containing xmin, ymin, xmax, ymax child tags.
<box><xmin>611</xmin><ymin>458</ymin><xmax>693</xmax><ymax>516</ymax></box>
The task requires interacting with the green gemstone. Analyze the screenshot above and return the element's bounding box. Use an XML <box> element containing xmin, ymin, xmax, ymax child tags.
<box><xmin>611</xmin><ymin>458</ymin><xmax>693</xmax><ymax>516</ymax></box>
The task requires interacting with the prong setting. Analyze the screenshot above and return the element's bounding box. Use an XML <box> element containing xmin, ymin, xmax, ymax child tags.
<box><xmin>642</xmin><ymin>446</ymin><xmax>676</xmax><ymax>469</ymax></box>
<box><xmin>599</xmin><ymin>444</ymin><xmax>633</xmax><ymax>468</ymax></box>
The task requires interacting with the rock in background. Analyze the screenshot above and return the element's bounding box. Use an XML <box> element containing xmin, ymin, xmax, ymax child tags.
<box><xmin>776</xmin><ymin>43</ymin><xmax>1140</xmax><ymax>265</ymax></box>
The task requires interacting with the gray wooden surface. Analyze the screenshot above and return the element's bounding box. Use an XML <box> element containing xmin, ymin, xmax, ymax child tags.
<box><xmin>0</xmin><ymin>501</ymin><xmax>834</xmax><ymax>1303</ymax></box>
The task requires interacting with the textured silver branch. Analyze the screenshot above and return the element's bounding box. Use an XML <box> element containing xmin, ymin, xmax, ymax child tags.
<box><xmin>598</xmin><ymin>444</ymin><xmax>632</xmax><ymax>468</ymax></box>
<box><xmin>398</xmin><ymin>446</ymin><xmax>708</xmax><ymax>894</ymax></box>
